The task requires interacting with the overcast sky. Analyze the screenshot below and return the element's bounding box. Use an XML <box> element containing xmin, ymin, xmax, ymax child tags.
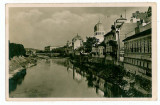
<box><xmin>9</xmin><ymin>7</ymin><xmax>148</xmax><ymax>50</ymax></box>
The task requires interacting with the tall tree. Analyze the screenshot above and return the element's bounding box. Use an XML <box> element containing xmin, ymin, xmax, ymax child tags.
<box><xmin>83</xmin><ymin>37</ymin><xmax>99</xmax><ymax>53</ymax></box>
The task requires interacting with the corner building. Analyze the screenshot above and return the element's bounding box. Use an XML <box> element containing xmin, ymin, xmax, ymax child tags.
<box><xmin>123</xmin><ymin>23</ymin><xmax>151</xmax><ymax>80</ymax></box>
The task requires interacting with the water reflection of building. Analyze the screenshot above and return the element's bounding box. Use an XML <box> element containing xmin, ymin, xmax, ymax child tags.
<box><xmin>95</xmin><ymin>87</ymin><xmax>104</xmax><ymax>97</ymax></box>
<box><xmin>72</xmin><ymin>67</ymin><xmax>82</xmax><ymax>83</ymax></box>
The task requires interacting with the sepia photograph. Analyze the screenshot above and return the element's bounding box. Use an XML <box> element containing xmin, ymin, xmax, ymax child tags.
<box><xmin>6</xmin><ymin>3</ymin><xmax>157</xmax><ymax>101</ymax></box>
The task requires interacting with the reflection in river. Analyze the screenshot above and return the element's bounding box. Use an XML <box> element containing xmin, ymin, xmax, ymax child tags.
<box><xmin>9</xmin><ymin>58</ymin><xmax>125</xmax><ymax>98</ymax></box>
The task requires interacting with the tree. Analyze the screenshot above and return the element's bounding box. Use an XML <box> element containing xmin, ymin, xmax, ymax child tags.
<box><xmin>99</xmin><ymin>41</ymin><xmax>106</xmax><ymax>47</ymax></box>
<box><xmin>108</xmin><ymin>40</ymin><xmax>118</xmax><ymax>58</ymax></box>
<box><xmin>9</xmin><ymin>42</ymin><xmax>26</xmax><ymax>59</ymax></box>
<box><xmin>83</xmin><ymin>37</ymin><xmax>99</xmax><ymax>53</ymax></box>
<box><xmin>76</xmin><ymin>46</ymin><xmax>84</xmax><ymax>52</ymax></box>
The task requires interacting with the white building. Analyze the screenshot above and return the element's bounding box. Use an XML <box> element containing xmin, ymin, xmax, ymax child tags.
<box><xmin>72</xmin><ymin>34</ymin><xmax>83</xmax><ymax>50</ymax></box>
<box><xmin>93</xmin><ymin>21</ymin><xmax>105</xmax><ymax>43</ymax></box>
<box><xmin>44</xmin><ymin>46</ymin><xmax>60</xmax><ymax>52</ymax></box>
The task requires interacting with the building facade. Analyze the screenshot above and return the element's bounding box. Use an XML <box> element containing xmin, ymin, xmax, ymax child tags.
<box><xmin>123</xmin><ymin>22</ymin><xmax>151</xmax><ymax>79</ymax></box>
<box><xmin>104</xmin><ymin>25</ymin><xmax>117</xmax><ymax>61</ymax></box>
<box><xmin>93</xmin><ymin>20</ymin><xmax>105</xmax><ymax>43</ymax></box>
<box><xmin>44</xmin><ymin>46</ymin><xmax>59</xmax><ymax>52</ymax></box>
<box><xmin>92</xmin><ymin>46</ymin><xmax>105</xmax><ymax>58</ymax></box>
<box><xmin>114</xmin><ymin>15</ymin><xmax>137</xmax><ymax>63</ymax></box>
<box><xmin>72</xmin><ymin>34</ymin><xmax>83</xmax><ymax>50</ymax></box>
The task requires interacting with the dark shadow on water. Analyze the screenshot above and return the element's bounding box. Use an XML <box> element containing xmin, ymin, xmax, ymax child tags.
<box><xmin>9</xmin><ymin>69</ymin><xmax>26</xmax><ymax>93</ymax></box>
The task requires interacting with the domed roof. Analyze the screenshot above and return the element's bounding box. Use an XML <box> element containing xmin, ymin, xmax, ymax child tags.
<box><xmin>94</xmin><ymin>21</ymin><xmax>104</xmax><ymax>32</ymax></box>
<box><xmin>72</xmin><ymin>34</ymin><xmax>83</xmax><ymax>42</ymax></box>
<box><xmin>116</xmin><ymin>15</ymin><xmax>127</xmax><ymax>23</ymax></box>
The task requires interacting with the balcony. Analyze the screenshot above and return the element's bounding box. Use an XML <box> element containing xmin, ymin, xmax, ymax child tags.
<box><xmin>124</xmin><ymin>53</ymin><xmax>151</xmax><ymax>61</ymax></box>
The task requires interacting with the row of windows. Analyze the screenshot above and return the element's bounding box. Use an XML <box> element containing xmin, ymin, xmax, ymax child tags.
<box><xmin>95</xmin><ymin>32</ymin><xmax>104</xmax><ymax>35</ymax></box>
<box><xmin>124</xmin><ymin>58</ymin><xmax>151</xmax><ymax>69</ymax></box>
<box><xmin>106</xmin><ymin>46</ymin><xmax>112</xmax><ymax>53</ymax></box>
<box><xmin>124</xmin><ymin>37</ymin><xmax>151</xmax><ymax>53</ymax></box>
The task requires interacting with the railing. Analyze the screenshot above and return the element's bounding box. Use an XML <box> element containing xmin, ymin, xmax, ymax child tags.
<box><xmin>124</xmin><ymin>53</ymin><xmax>151</xmax><ymax>60</ymax></box>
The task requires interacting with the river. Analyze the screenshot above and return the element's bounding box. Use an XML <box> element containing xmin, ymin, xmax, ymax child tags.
<box><xmin>9</xmin><ymin>58</ymin><xmax>108</xmax><ymax>98</ymax></box>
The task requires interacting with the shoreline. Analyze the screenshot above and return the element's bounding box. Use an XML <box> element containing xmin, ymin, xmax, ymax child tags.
<box><xmin>9</xmin><ymin>56</ymin><xmax>37</xmax><ymax>79</ymax></box>
<box><xmin>68</xmin><ymin>56</ymin><xmax>151</xmax><ymax>97</ymax></box>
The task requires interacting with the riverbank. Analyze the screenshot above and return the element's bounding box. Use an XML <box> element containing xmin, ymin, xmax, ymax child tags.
<box><xmin>9</xmin><ymin>56</ymin><xmax>37</xmax><ymax>79</ymax></box>
<box><xmin>69</xmin><ymin>56</ymin><xmax>151</xmax><ymax>97</ymax></box>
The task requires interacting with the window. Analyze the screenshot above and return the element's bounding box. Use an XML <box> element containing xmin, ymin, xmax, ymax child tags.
<box><xmin>136</xmin><ymin>41</ymin><xmax>138</xmax><ymax>52</ymax></box>
<box><xmin>131</xmin><ymin>43</ymin><xmax>133</xmax><ymax>52</ymax></box>
<box><xmin>147</xmin><ymin>62</ymin><xmax>149</xmax><ymax>68</ymax></box>
<box><xmin>144</xmin><ymin>40</ymin><xmax>145</xmax><ymax>53</ymax></box>
<box><xmin>147</xmin><ymin>39</ymin><xmax>149</xmax><ymax>53</ymax></box>
<box><xmin>141</xmin><ymin>61</ymin><xmax>143</xmax><ymax>67</ymax></box>
<box><xmin>140</xmin><ymin>41</ymin><xmax>142</xmax><ymax>52</ymax></box>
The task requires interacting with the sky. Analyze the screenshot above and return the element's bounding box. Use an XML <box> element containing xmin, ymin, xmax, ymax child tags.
<box><xmin>9</xmin><ymin>7</ymin><xmax>148</xmax><ymax>50</ymax></box>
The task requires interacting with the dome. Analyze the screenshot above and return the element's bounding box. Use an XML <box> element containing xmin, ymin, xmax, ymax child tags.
<box><xmin>72</xmin><ymin>34</ymin><xmax>83</xmax><ymax>42</ymax></box>
<box><xmin>94</xmin><ymin>21</ymin><xmax>104</xmax><ymax>32</ymax></box>
<box><xmin>116</xmin><ymin>15</ymin><xmax>127</xmax><ymax>23</ymax></box>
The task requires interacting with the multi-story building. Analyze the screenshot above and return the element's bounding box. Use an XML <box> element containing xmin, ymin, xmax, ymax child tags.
<box><xmin>123</xmin><ymin>6</ymin><xmax>152</xmax><ymax>80</ymax></box>
<box><xmin>114</xmin><ymin>15</ymin><xmax>137</xmax><ymax>63</ymax></box>
<box><xmin>123</xmin><ymin>22</ymin><xmax>151</xmax><ymax>79</ymax></box>
<box><xmin>93</xmin><ymin>20</ymin><xmax>105</xmax><ymax>43</ymax></box>
<box><xmin>122</xmin><ymin>7</ymin><xmax>152</xmax><ymax>95</ymax></box>
<box><xmin>104</xmin><ymin>25</ymin><xmax>117</xmax><ymax>61</ymax></box>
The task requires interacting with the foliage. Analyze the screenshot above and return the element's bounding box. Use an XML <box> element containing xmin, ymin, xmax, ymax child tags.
<box><xmin>51</xmin><ymin>47</ymin><xmax>65</xmax><ymax>56</ymax></box>
<box><xmin>135</xmin><ymin>75</ymin><xmax>151</xmax><ymax>92</ymax></box>
<box><xmin>83</xmin><ymin>37</ymin><xmax>99</xmax><ymax>53</ymax></box>
<box><xmin>108</xmin><ymin>40</ymin><xmax>117</xmax><ymax>47</ymax></box>
<box><xmin>76</xmin><ymin>46</ymin><xmax>84</xmax><ymax>52</ymax></box>
<box><xmin>99</xmin><ymin>41</ymin><xmax>106</xmax><ymax>47</ymax></box>
<box><xmin>108</xmin><ymin>40</ymin><xmax>118</xmax><ymax>58</ymax></box>
<box><xmin>36</xmin><ymin>50</ymin><xmax>45</xmax><ymax>53</ymax></box>
<box><xmin>9</xmin><ymin>42</ymin><xmax>26</xmax><ymax>59</ymax></box>
<box><xmin>72</xmin><ymin>56</ymin><xmax>126</xmax><ymax>86</ymax></box>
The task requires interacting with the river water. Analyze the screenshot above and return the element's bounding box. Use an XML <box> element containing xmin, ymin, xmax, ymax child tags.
<box><xmin>10</xmin><ymin>58</ymin><xmax>108</xmax><ymax>98</ymax></box>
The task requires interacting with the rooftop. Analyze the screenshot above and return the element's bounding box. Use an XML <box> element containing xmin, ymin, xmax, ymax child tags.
<box><xmin>123</xmin><ymin>28</ymin><xmax>151</xmax><ymax>42</ymax></box>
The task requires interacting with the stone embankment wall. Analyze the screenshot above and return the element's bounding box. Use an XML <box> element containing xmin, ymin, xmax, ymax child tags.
<box><xmin>9</xmin><ymin>56</ymin><xmax>37</xmax><ymax>79</ymax></box>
